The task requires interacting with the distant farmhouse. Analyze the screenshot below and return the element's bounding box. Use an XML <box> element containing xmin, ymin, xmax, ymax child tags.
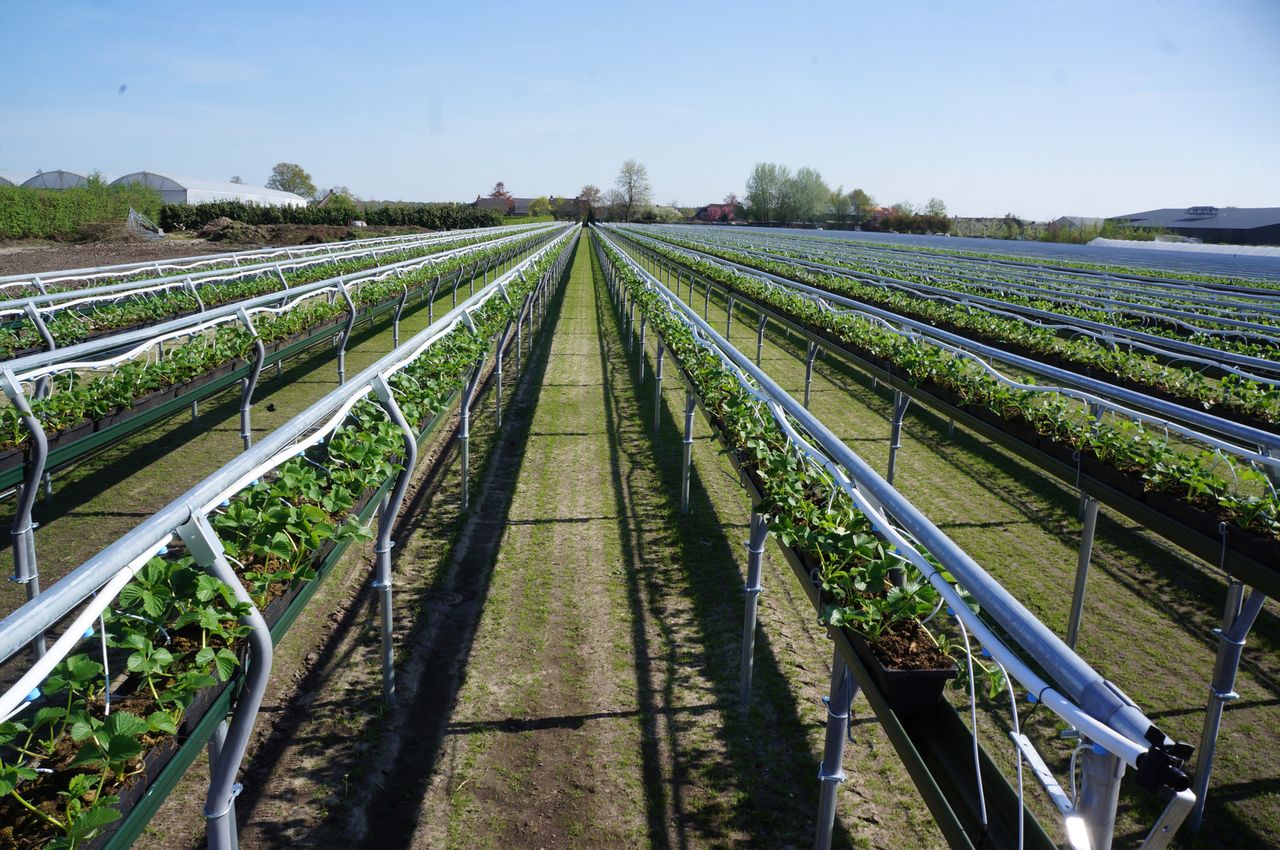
<box><xmin>695</xmin><ymin>203</ymin><xmax>736</xmax><ymax>223</ymax></box>
<box><xmin>472</xmin><ymin>195</ymin><xmax>575</xmax><ymax>217</ymax></box>
<box><xmin>1107</xmin><ymin>206</ymin><xmax>1280</xmax><ymax>246</ymax></box>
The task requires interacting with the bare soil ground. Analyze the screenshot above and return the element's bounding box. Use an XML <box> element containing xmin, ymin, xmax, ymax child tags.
<box><xmin>0</xmin><ymin>224</ymin><xmax>430</xmax><ymax>277</ymax></box>
<box><xmin>0</xmin><ymin>237</ymin><xmax>226</xmax><ymax>277</ymax></box>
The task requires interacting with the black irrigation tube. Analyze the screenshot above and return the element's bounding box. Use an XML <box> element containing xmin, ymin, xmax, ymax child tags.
<box><xmin>613</xmin><ymin>229</ymin><xmax>1280</xmax><ymax>599</ymax></box>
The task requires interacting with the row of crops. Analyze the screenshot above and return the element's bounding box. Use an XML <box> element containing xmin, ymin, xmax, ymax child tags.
<box><xmin>0</xmin><ymin>219</ymin><xmax>1272</xmax><ymax>850</ymax></box>
<box><xmin>594</xmin><ymin>223</ymin><xmax>1276</xmax><ymax>849</ymax></box>
<box><xmin>0</xmin><ymin>222</ymin><xmax>577</xmax><ymax>849</ymax></box>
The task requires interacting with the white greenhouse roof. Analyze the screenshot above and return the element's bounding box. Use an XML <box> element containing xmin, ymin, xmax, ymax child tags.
<box><xmin>22</xmin><ymin>170</ymin><xmax>92</xmax><ymax>189</ymax></box>
<box><xmin>111</xmin><ymin>172</ymin><xmax>308</xmax><ymax>206</ymax></box>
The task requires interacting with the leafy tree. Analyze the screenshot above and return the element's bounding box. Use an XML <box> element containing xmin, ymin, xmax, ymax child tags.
<box><xmin>850</xmin><ymin>188</ymin><xmax>876</xmax><ymax>225</ymax></box>
<box><xmin>925</xmin><ymin>197</ymin><xmax>948</xmax><ymax>217</ymax></box>
<box><xmin>745</xmin><ymin>162</ymin><xmax>787</xmax><ymax>222</ymax></box>
<box><xmin>265</xmin><ymin>163</ymin><xmax>317</xmax><ymax>199</ymax></box>
<box><xmin>615</xmin><ymin>159</ymin><xmax>651</xmax><ymax>222</ymax></box>
<box><xmin>229</xmin><ymin>176</ymin><xmax>244</xmax><ymax>185</ymax></box>
<box><xmin>723</xmin><ymin>192</ymin><xmax>739</xmax><ymax>208</ymax></box>
<box><xmin>830</xmin><ymin>186</ymin><xmax>852</xmax><ymax>224</ymax></box>
<box><xmin>528</xmin><ymin>196</ymin><xmax>551</xmax><ymax>217</ymax></box>
<box><xmin>794</xmin><ymin>168</ymin><xmax>830</xmax><ymax>224</ymax></box>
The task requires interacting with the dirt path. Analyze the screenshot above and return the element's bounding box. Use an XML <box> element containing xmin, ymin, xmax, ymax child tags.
<box><xmin>382</xmin><ymin>239</ymin><xmax>942</xmax><ymax>848</ymax></box>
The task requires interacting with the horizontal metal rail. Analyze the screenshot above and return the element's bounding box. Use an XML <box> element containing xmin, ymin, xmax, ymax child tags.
<box><xmin>0</xmin><ymin>222</ymin><xmax>548</xmax><ymax>295</ymax></box>
<box><xmin>595</xmin><ymin>226</ymin><xmax>1194</xmax><ymax>848</ymax></box>
<box><xmin>0</xmin><ymin>222</ymin><xmax>576</xmax><ymax>667</ymax></box>
<box><xmin>0</xmin><ymin>223</ymin><xmax>551</xmax><ymax>324</ymax></box>
<box><xmin>612</xmin><ymin>226</ymin><xmax>1280</xmax><ymax>464</ymax></box>
<box><xmin>671</xmin><ymin>223</ymin><xmax>1280</xmax><ymax>299</ymax></box>
<box><xmin>2</xmin><ymin>227</ymin><xmax>551</xmax><ymax>380</ymax></box>
<box><xmin>636</xmin><ymin>225</ymin><xmax>1280</xmax><ymax>377</ymax></box>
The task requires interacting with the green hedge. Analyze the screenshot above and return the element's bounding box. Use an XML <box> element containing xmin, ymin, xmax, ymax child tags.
<box><xmin>159</xmin><ymin>200</ymin><xmax>503</xmax><ymax>232</ymax></box>
<box><xmin>0</xmin><ymin>182</ymin><xmax>163</xmax><ymax>239</ymax></box>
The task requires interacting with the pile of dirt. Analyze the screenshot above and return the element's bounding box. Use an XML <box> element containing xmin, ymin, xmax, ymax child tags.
<box><xmin>193</xmin><ymin>220</ymin><xmax>427</xmax><ymax>247</ymax></box>
<box><xmin>196</xmin><ymin>216</ymin><xmax>269</xmax><ymax>243</ymax></box>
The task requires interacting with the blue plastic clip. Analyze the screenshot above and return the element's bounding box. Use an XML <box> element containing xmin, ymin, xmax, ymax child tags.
<box><xmin>26</xmin><ymin>687</ymin><xmax>40</xmax><ymax>702</ymax></box>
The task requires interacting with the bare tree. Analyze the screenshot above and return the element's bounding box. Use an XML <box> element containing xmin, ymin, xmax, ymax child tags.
<box><xmin>489</xmin><ymin>181</ymin><xmax>515</xmax><ymax>213</ymax></box>
<box><xmin>578</xmin><ymin>184</ymin><xmax>603</xmax><ymax>219</ymax></box>
<box><xmin>615</xmin><ymin>159</ymin><xmax>651</xmax><ymax>222</ymax></box>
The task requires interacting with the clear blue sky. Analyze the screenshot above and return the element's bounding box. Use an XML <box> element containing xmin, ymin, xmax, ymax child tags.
<box><xmin>2</xmin><ymin>1</ymin><xmax>1277</xmax><ymax>219</ymax></box>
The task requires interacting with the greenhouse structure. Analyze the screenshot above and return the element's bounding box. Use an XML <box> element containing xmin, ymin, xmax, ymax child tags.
<box><xmin>110</xmin><ymin>172</ymin><xmax>309</xmax><ymax>206</ymax></box>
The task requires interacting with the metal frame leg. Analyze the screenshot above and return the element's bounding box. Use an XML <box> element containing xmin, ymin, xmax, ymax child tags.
<box><xmin>804</xmin><ymin>341</ymin><xmax>818</xmax><ymax>409</ymax></box>
<box><xmin>460</xmin><ymin>363</ymin><xmax>482</xmax><ymax>511</ymax></box>
<box><xmin>755</xmin><ymin>312</ymin><xmax>767</xmax><ymax>365</ymax></box>
<box><xmin>1077</xmin><ymin>747</ymin><xmax>1125</xmax><ymax>850</ymax></box>
<box><xmin>739</xmin><ymin>511</ymin><xmax>769</xmax><ymax>704</ymax></box>
<box><xmin>638</xmin><ymin>317</ymin><xmax>647</xmax><ymax>381</ymax></box>
<box><xmin>814</xmin><ymin>647</ymin><xmax>857</xmax><ymax>850</ymax></box>
<box><xmin>886</xmin><ymin>390</ymin><xmax>911</xmax><ymax>486</ymax></box>
<box><xmin>681</xmin><ymin>390</ymin><xmax>695</xmax><ymax>514</ymax></box>
<box><xmin>653</xmin><ymin>342</ymin><xmax>664</xmax><ymax>432</ymax></box>
<box><xmin>371</xmin><ymin>375</ymin><xmax>417</xmax><ymax>703</ymax></box>
<box><xmin>177</xmin><ymin>514</ymin><xmax>272</xmax><ymax>850</ymax></box>
<box><xmin>1066</xmin><ymin>496</ymin><xmax>1099</xmax><ymax>649</ymax></box>
<box><xmin>1189</xmin><ymin>585</ymin><xmax>1267</xmax><ymax>829</ymax></box>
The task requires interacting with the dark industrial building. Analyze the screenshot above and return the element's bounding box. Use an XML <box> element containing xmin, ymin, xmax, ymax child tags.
<box><xmin>1107</xmin><ymin>206</ymin><xmax>1280</xmax><ymax>245</ymax></box>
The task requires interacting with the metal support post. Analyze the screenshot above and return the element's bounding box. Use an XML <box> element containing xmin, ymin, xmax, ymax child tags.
<box><xmin>2</xmin><ymin>371</ymin><xmax>48</xmax><ymax>658</ymax></box>
<box><xmin>1066</xmin><ymin>496</ymin><xmax>1099</xmax><ymax>650</ymax></box>
<box><xmin>238</xmin><ymin>339</ymin><xmax>266</xmax><ymax>452</ymax></box>
<box><xmin>1189</xmin><ymin>585</ymin><xmax>1267</xmax><ymax>829</ymax></box>
<box><xmin>739</xmin><ymin>511</ymin><xmax>769</xmax><ymax>704</ymax></box>
<box><xmin>804</xmin><ymin>341</ymin><xmax>819</xmax><ymax>408</ymax></box>
<box><xmin>371</xmin><ymin>374</ymin><xmax>418</xmax><ymax>704</ymax></box>
<box><xmin>451</xmin><ymin>268</ymin><xmax>463</xmax><ymax>307</ymax></box>
<box><xmin>725</xmin><ymin>295</ymin><xmax>734</xmax><ymax>338</ymax></box>
<box><xmin>460</xmin><ymin>363</ymin><xmax>482</xmax><ymax>511</ymax></box>
<box><xmin>191</xmin><ymin>399</ymin><xmax>199</xmax><ymax>421</ymax></box>
<box><xmin>337</xmin><ymin>285</ymin><xmax>356</xmax><ymax>386</ymax></box>
<box><xmin>393</xmin><ymin>284</ymin><xmax>408</xmax><ymax>348</ymax></box>
<box><xmin>638</xmin><ymin>317</ymin><xmax>647</xmax><ymax>381</ymax></box>
<box><xmin>205</xmin><ymin>720</ymin><xmax>238</xmax><ymax>843</ymax></box>
<box><xmin>177</xmin><ymin>513</ymin><xmax>272</xmax><ymax>850</ymax></box>
<box><xmin>814</xmin><ymin>647</ymin><xmax>857</xmax><ymax>850</ymax></box>
<box><xmin>1077</xmin><ymin>747</ymin><xmax>1125</xmax><ymax>850</ymax></box>
<box><xmin>23</xmin><ymin>305</ymin><xmax>55</xmax><ymax>400</ymax></box>
<box><xmin>704</xmin><ymin>282</ymin><xmax>711</xmax><ymax>318</ymax></box>
<box><xmin>886</xmin><ymin>390</ymin><xmax>911</xmax><ymax>486</ymax></box>
<box><xmin>495</xmin><ymin>348</ymin><xmax>504</xmax><ymax>426</ymax></box>
<box><xmin>653</xmin><ymin>342</ymin><xmax>664</xmax><ymax>432</ymax></box>
<box><xmin>755</xmin><ymin>312</ymin><xmax>767</xmax><ymax>365</ymax></box>
<box><xmin>681</xmin><ymin>390</ymin><xmax>695</xmax><ymax>514</ymax></box>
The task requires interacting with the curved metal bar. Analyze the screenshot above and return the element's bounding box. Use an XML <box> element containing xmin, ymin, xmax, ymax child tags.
<box><xmin>0</xmin><ymin>225</ymin><xmax>577</xmax><ymax>666</ymax></box>
<box><xmin>639</xmin><ymin>226</ymin><xmax>1280</xmax><ymax>376</ymax></box>
<box><xmin>613</xmin><ymin>226</ymin><xmax>1280</xmax><ymax>459</ymax></box>
<box><xmin>595</xmin><ymin>226</ymin><xmax>1173</xmax><ymax>760</ymax></box>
